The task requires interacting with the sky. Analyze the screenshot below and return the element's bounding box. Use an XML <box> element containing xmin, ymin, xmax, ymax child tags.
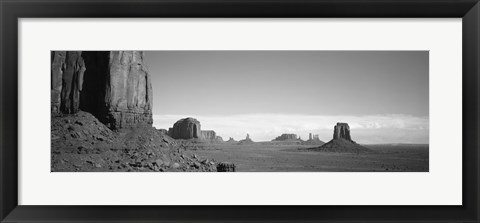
<box><xmin>144</xmin><ymin>51</ymin><xmax>429</xmax><ymax>144</ymax></box>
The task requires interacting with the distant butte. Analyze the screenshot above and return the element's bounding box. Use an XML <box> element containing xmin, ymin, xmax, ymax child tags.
<box><xmin>333</xmin><ymin>123</ymin><xmax>352</xmax><ymax>141</ymax></box>
<box><xmin>238</xmin><ymin>133</ymin><xmax>254</xmax><ymax>144</ymax></box>
<box><xmin>303</xmin><ymin>133</ymin><xmax>325</xmax><ymax>145</ymax></box>
<box><xmin>167</xmin><ymin>117</ymin><xmax>223</xmax><ymax>142</ymax></box>
<box><xmin>272</xmin><ymin>133</ymin><xmax>299</xmax><ymax>141</ymax></box>
<box><xmin>309</xmin><ymin>123</ymin><xmax>372</xmax><ymax>153</ymax></box>
<box><xmin>226</xmin><ymin>137</ymin><xmax>237</xmax><ymax>143</ymax></box>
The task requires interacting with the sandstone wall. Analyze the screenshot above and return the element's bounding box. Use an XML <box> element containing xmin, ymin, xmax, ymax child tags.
<box><xmin>333</xmin><ymin>123</ymin><xmax>352</xmax><ymax>141</ymax></box>
<box><xmin>51</xmin><ymin>51</ymin><xmax>86</xmax><ymax>114</ymax></box>
<box><xmin>51</xmin><ymin>51</ymin><xmax>153</xmax><ymax>129</ymax></box>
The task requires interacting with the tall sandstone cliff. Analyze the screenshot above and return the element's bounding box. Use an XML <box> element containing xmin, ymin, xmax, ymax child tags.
<box><xmin>51</xmin><ymin>51</ymin><xmax>153</xmax><ymax>129</ymax></box>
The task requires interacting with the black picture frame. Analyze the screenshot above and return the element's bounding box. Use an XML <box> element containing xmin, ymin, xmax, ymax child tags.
<box><xmin>1</xmin><ymin>0</ymin><xmax>479</xmax><ymax>222</ymax></box>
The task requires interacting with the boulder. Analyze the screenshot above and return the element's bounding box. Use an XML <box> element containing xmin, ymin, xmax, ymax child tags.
<box><xmin>169</xmin><ymin>118</ymin><xmax>202</xmax><ymax>139</ymax></box>
<box><xmin>51</xmin><ymin>51</ymin><xmax>153</xmax><ymax>129</ymax></box>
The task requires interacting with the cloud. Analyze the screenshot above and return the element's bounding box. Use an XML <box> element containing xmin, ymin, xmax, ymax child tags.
<box><xmin>153</xmin><ymin>113</ymin><xmax>429</xmax><ymax>144</ymax></box>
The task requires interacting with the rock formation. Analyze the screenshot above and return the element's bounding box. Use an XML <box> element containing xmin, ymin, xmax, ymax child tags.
<box><xmin>50</xmin><ymin>51</ymin><xmax>223</xmax><ymax>172</ymax></box>
<box><xmin>51</xmin><ymin>51</ymin><xmax>153</xmax><ymax>129</ymax></box>
<box><xmin>168</xmin><ymin>118</ymin><xmax>202</xmax><ymax>139</ymax></box>
<box><xmin>303</xmin><ymin>133</ymin><xmax>325</xmax><ymax>146</ymax></box>
<box><xmin>273</xmin><ymin>133</ymin><xmax>298</xmax><ymax>141</ymax></box>
<box><xmin>50</xmin><ymin>111</ymin><xmax>217</xmax><ymax>172</ymax></box>
<box><xmin>51</xmin><ymin>51</ymin><xmax>86</xmax><ymax>114</ymax></box>
<box><xmin>226</xmin><ymin>137</ymin><xmax>237</xmax><ymax>143</ymax></box>
<box><xmin>333</xmin><ymin>122</ymin><xmax>352</xmax><ymax>141</ymax></box>
<box><xmin>157</xmin><ymin>129</ymin><xmax>169</xmax><ymax>135</ymax></box>
<box><xmin>238</xmin><ymin>133</ymin><xmax>254</xmax><ymax>144</ymax></box>
<box><xmin>167</xmin><ymin>118</ymin><xmax>224</xmax><ymax>142</ymax></box>
<box><xmin>215</xmin><ymin>136</ymin><xmax>224</xmax><ymax>142</ymax></box>
<box><xmin>201</xmin><ymin>130</ymin><xmax>217</xmax><ymax>141</ymax></box>
<box><xmin>309</xmin><ymin>133</ymin><xmax>320</xmax><ymax>141</ymax></box>
<box><xmin>310</xmin><ymin>123</ymin><xmax>371</xmax><ymax>153</ymax></box>
<box><xmin>201</xmin><ymin>130</ymin><xmax>224</xmax><ymax>142</ymax></box>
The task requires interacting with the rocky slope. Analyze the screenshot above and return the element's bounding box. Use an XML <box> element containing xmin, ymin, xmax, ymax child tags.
<box><xmin>302</xmin><ymin>138</ymin><xmax>325</xmax><ymax>146</ymax></box>
<box><xmin>311</xmin><ymin>138</ymin><xmax>371</xmax><ymax>153</ymax></box>
<box><xmin>51</xmin><ymin>112</ymin><xmax>217</xmax><ymax>172</ymax></box>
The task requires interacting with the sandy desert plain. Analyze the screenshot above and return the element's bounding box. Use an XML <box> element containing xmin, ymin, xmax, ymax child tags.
<box><xmin>181</xmin><ymin>142</ymin><xmax>429</xmax><ymax>172</ymax></box>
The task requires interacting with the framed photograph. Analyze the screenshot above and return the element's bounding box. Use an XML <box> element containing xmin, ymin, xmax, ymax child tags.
<box><xmin>1</xmin><ymin>0</ymin><xmax>479</xmax><ymax>222</ymax></box>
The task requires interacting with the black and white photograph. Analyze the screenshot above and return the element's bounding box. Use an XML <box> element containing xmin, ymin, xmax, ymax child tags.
<box><xmin>5</xmin><ymin>0</ymin><xmax>480</xmax><ymax>221</ymax></box>
<box><xmin>51</xmin><ymin>51</ymin><xmax>429</xmax><ymax>172</ymax></box>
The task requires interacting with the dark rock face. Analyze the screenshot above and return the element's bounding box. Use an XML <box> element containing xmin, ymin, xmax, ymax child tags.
<box><xmin>51</xmin><ymin>51</ymin><xmax>153</xmax><ymax>129</ymax></box>
<box><xmin>333</xmin><ymin>123</ymin><xmax>352</xmax><ymax>141</ymax></box>
<box><xmin>51</xmin><ymin>51</ymin><xmax>86</xmax><ymax>114</ymax></box>
<box><xmin>168</xmin><ymin>119</ymin><xmax>224</xmax><ymax>142</ymax></box>
<box><xmin>169</xmin><ymin>118</ymin><xmax>202</xmax><ymax>139</ymax></box>
<box><xmin>273</xmin><ymin>133</ymin><xmax>298</xmax><ymax>141</ymax></box>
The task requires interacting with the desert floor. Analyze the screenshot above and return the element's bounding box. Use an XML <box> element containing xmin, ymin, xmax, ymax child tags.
<box><xmin>186</xmin><ymin>143</ymin><xmax>429</xmax><ymax>172</ymax></box>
